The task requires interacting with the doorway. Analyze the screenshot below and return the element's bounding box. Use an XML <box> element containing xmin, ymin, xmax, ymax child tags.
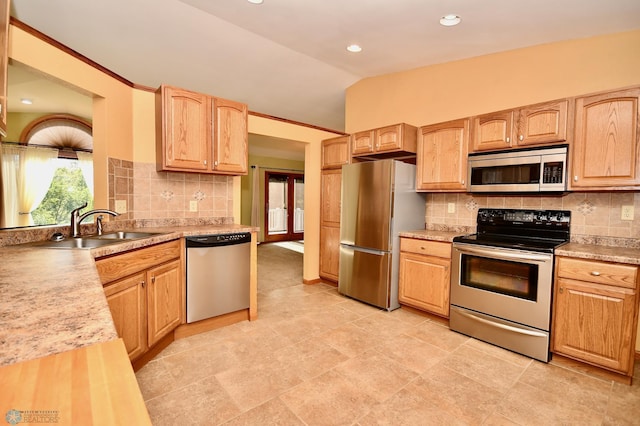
<box><xmin>264</xmin><ymin>171</ymin><xmax>304</xmax><ymax>242</ymax></box>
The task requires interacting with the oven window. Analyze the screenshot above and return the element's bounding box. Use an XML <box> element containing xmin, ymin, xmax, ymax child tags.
<box><xmin>470</xmin><ymin>163</ymin><xmax>540</xmax><ymax>185</ymax></box>
<box><xmin>460</xmin><ymin>255</ymin><xmax>538</xmax><ymax>301</ymax></box>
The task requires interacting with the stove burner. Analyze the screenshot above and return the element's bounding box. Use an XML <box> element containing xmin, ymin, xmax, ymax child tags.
<box><xmin>454</xmin><ymin>208</ymin><xmax>571</xmax><ymax>253</ymax></box>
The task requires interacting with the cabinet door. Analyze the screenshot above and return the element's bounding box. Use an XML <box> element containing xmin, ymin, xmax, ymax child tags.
<box><xmin>319</xmin><ymin>225</ymin><xmax>340</xmax><ymax>282</ymax></box>
<box><xmin>213</xmin><ymin>97</ymin><xmax>248</xmax><ymax>175</ymax></box>
<box><xmin>552</xmin><ymin>277</ymin><xmax>637</xmax><ymax>374</ymax></box>
<box><xmin>104</xmin><ymin>273</ymin><xmax>147</xmax><ymax>361</ymax></box>
<box><xmin>471</xmin><ymin>110</ymin><xmax>514</xmax><ymax>152</ymax></box>
<box><xmin>417</xmin><ymin>119</ymin><xmax>469</xmax><ymax>191</ymax></box>
<box><xmin>516</xmin><ymin>99</ymin><xmax>568</xmax><ymax>147</ymax></box>
<box><xmin>321</xmin><ymin>136</ymin><xmax>350</xmax><ymax>169</ymax></box>
<box><xmin>147</xmin><ymin>259</ymin><xmax>182</xmax><ymax>347</ymax></box>
<box><xmin>158</xmin><ymin>86</ymin><xmax>210</xmax><ymax>171</ymax></box>
<box><xmin>571</xmin><ymin>87</ymin><xmax>640</xmax><ymax>189</ymax></box>
<box><xmin>321</xmin><ymin>169</ymin><xmax>341</xmax><ymax>226</ymax></box>
<box><xmin>399</xmin><ymin>252</ymin><xmax>450</xmax><ymax>317</ymax></box>
<box><xmin>0</xmin><ymin>0</ymin><xmax>9</xmax><ymax>136</ymax></box>
<box><xmin>375</xmin><ymin>124</ymin><xmax>405</xmax><ymax>153</ymax></box>
<box><xmin>351</xmin><ymin>130</ymin><xmax>375</xmax><ymax>155</ymax></box>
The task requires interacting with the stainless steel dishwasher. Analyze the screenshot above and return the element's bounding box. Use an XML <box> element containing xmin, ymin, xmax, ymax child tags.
<box><xmin>185</xmin><ymin>232</ymin><xmax>251</xmax><ymax>323</ymax></box>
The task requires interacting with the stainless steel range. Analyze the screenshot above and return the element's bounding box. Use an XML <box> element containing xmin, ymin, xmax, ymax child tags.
<box><xmin>450</xmin><ymin>208</ymin><xmax>571</xmax><ymax>362</ymax></box>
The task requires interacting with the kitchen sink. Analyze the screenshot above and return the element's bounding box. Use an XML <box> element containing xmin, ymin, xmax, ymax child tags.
<box><xmin>31</xmin><ymin>238</ymin><xmax>122</xmax><ymax>249</ymax></box>
<box><xmin>29</xmin><ymin>231</ymin><xmax>162</xmax><ymax>249</ymax></box>
<box><xmin>91</xmin><ymin>231</ymin><xmax>162</xmax><ymax>240</ymax></box>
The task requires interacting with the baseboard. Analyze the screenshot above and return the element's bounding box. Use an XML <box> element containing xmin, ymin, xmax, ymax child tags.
<box><xmin>131</xmin><ymin>331</ymin><xmax>174</xmax><ymax>372</ymax></box>
<box><xmin>303</xmin><ymin>278</ymin><xmax>323</xmax><ymax>285</ymax></box>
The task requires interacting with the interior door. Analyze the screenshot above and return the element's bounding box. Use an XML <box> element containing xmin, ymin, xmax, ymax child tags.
<box><xmin>264</xmin><ymin>171</ymin><xmax>304</xmax><ymax>242</ymax></box>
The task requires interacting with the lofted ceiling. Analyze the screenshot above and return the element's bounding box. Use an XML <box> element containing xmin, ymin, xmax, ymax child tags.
<box><xmin>9</xmin><ymin>0</ymin><xmax>640</xmax><ymax>134</ymax></box>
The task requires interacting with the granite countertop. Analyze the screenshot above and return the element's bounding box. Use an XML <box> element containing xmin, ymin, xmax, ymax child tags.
<box><xmin>0</xmin><ymin>224</ymin><xmax>256</xmax><ymax>367</ymax></box>
<box><xmin>399</xmin><ymin>229</ymin><xmax>467</xmax><ymax>243</ymax></box>
<box><xmin>556</xmin><ymin>243</ymin><xmax>640</xmax><ymax>265</ymax></box>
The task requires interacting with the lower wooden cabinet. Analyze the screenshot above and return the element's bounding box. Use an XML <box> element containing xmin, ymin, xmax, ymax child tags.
<box><xmin>398</xmin><ymin>238</ymin><xmax>451</xmax><ymax>317</ymax></box>
<box><xmin>552</xmin><ymin>256</ymin><xmax>639</xmax><ymax>378</ymax></box>
<box><xmin>104</xmin><ymin>272</ymin><xmax>147</xmax><ymax>361</ymax></box>
<box><xmin>97</xmin><ymin>240</ymin><xmax>183</xmax><ymax>361</ymax></box>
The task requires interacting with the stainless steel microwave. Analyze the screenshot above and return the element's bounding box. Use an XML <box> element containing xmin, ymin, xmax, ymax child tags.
<box><xmin>467</xmin><ymin>145</ymin><xmax>568</xmax><ymax>193</ymax></box>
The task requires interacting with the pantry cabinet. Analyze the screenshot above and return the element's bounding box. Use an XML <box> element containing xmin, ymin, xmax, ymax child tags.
<box><xmin>398</xmin><ymin>238</ymin><xmax>452</xmax><ymax>317</ymax></box>
<box><xmin>96</xmin><ymin>240</ymin><xmax>183</xmax><ymax>362</ymax></box>
<box><xmin>321</xmin><ymin>135</ymin><xmax>350</xmax><ymax>169</ymax></box>
<box><xmin>351</xmin><ymin>123</ymin><xmax>417</xmax><ymax>157</ymax></box>
<box><xmin>156</xmin><ymin>85</ymin><xmax>248</xmax><ymax>175</ymax></box>
<box><xmin>319</xmin><ymin>166</ymin><xmax>343</xmax><ymax>282</ymax></box>
<box><xmin>471</xmin><ymin>99</ymin><xmax>569</xmax><ymax>152</ymax></box>
<box><xmin>416</xmin><ymin>118</ymin><xmax>469</xmax><ymax>191</ymax></box>
<box><xmin>570</xmin><ymin>87</ymin><xmax>640</xmax><ymax>190</ymax></box>
<box><xmin>0</xmin><ymin>0</ymin><xmax>11</xmax><ymax>137</ymax></box>
<box><xmin>552</xmin><ymin>256</ymin><xmax>639</xmax><ymax>380</ymax></box>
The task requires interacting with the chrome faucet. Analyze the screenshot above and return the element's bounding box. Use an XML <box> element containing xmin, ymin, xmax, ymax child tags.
<box><xmin>70</xmin><ymin>202</ymin><xmax>119</xmax><ymax>238</ymax></box>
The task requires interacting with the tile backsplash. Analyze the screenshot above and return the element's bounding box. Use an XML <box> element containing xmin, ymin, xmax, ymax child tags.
<box><xmin>130</xmin><ymin>162</ymin><xmax>234</xmax><ymax>221</ymax></box>
<box><xmin>426</xmin><ymin>192</ymin><xmax>640</xmax><ymax>243</ymax></box>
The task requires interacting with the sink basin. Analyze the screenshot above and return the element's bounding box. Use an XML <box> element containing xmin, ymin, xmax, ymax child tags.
<box><xmin>32</xmin><ymin>238</ymin><xmax>122</xmax><ymax>249</ymax></box>
<box><xmin>92</xmin><ymin>231</ymin><xmax>162</xmax><ymax>240</ymax></box>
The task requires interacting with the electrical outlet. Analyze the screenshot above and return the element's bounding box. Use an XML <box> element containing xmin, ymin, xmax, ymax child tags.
<box><xmin>115</xmin><ymin>200</ymin><xmax>127</xmax><ymax>214</ymax></box>
<box><xmin>621</xmin><ymin>205</ymin><xmax>634</xmax><ymax>221</ymax></box>
<box><xmin>189</xmin><ymin>200</ymin><xmax>198</xmax><ymax>212</ymax></box>
<box><xmin>447</xmin><ymin>203</ymin><xmax>456</xmax><ymax>214</ymax></box>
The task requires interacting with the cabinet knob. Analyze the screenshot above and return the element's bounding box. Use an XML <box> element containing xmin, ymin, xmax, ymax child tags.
<box><xmin>574</xmin><ymin>176</ymin><xmax>578</xmax><ymax>182</ymax></box>
<box><xmin>141</xmin><ymin>280</ymin><xmax>145</xmax><ymax>288</ymax></box>
<box><xmin>151</xmin><ymin>276</ymin><xmax>156</xmax><ymax>284</ymax></box>
<box><xmin>506</xmin><ymin>137</ymin><xmax>510</xmax><ymax>143</ymax></box>
<box><xmin>559</xmin><ymin>287</ymin><xmax>564</xmax><ymax>294</ymax></box>
<box><xmin>519</xmin><ymin>135</ymin><xmax>524</xmax><ymax>141</ymax></box>
<box><xmin>461</xmin><ymin>180</ymin><xmax>465</xmax><ymax>185</ymax></box>
<box><xmin>590</xmin><ymin>271</ymin><xmax>601</xmax><ymax>277</ymax></box>
<box><xmin>203</xmin><ymin>160</ymin><xmax>207</xmax><ymax>165</ymax></box>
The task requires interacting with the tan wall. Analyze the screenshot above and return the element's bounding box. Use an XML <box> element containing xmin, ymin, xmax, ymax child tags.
<box><xmin>9</xmin><ymin>23</ymin><xmax>135</xmax><ymax>210</ymax></box>
<box><xmin>345</xmin><ymin>30</ymin><xmax>640</xmax><ymax>132</ymax></box>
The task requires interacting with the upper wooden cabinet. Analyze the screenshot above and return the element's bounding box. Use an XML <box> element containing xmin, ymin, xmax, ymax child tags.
<box><xmin>351</xmin><ymin>123</ymin><xmax>417</xmax><ymax>157</ymax></box>
<box><xmin>321</xmin><ymin>135</ymin><xmax>350</xmax><ymax>169</ymax></box>
<box><xmin>0</xmin><ymin>0</ymin><xmax>10</xmax><ymax>137</ymax></box>
<box><xmin>156</xmin><ymin>85</ymin><xmax>248</xmax><ymax>175</ymax></box>
<box><xmin>213</xmin><ymin>97</ymin><xmax>248</xmax><ymax>175</ymax></box>
<box><xmin>416</xmin><ymin>118</ymin><xmax>469</xmax><ymax>192</ymax></box>
<box><xmin>471</xmin><ymin>99</ymin><xmax>569</xmax><ymax>152</ymax></box>
<box><xmin>570</xmin><ymin>87</ymin><xmax>640</xmax><ymax>190</ymax></box>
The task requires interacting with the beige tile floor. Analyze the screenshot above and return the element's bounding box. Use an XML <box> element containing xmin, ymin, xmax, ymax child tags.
<box><xmin>136</xmin><ymin>243</ymin><xmax>640</xmax><ymax>425</ymax></box>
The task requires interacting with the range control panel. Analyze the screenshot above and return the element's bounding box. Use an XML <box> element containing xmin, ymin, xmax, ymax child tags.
<box><xmin>477</xmin><ymin>208</ymin><xmax>571</xmax><ymax>227</ymax></box>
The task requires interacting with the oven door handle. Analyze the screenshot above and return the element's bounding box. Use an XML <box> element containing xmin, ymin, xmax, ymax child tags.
<box><xmin>455</xmin><ymin>245</ymin><xmax>552</xmax><ymax>262</ymax></box>
<box><xmin>455</xmin><ymin>309</ymin><xmax>548</xmax><ymax>338</ymax></box>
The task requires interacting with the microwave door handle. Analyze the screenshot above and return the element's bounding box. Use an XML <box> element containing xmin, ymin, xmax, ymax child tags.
<box><xmin>455</xmin><ymin>245</ymin><xmax>551</xmax><ymax>262</ymax></box>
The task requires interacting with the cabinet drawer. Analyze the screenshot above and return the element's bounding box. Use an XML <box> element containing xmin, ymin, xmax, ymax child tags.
<box><xmin>556</xmin><ymin>257</ymin><xmax>638</xmax><ymax>290</ymax></box>
<box><xmin>400</xmin><ymin>238</ymin><xmax>451</xmax><ymax>259</ymax></box>
<box><xmin>96</xmin><ymin>240</ymin><xmax>181</xmax><ymax>284</ymax></box>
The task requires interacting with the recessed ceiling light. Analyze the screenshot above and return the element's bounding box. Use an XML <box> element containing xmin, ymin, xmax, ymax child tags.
<box><xmin>440</xmin><ymin>14</ymin><xmax>461</xmax><ymax>26</ymax></box>
<box><xmin>346</xmin><ymin>44</ymin><xmax>362</xmax><ymax>53</ymax></box>
<box><xmin>20</xmin><ymin>98</ymin><xmax>33</xmax><ymax>105</ymax></box>
<box><xmin>247</xmin><ymin>0</ymin><xmax>263</xmax><ymax>4</ymax></box>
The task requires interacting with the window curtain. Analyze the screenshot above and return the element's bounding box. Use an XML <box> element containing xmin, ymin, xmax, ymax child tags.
<box><xmin>250</xmin><ymin>166</ymin><xmax>261</xmax><ymax>238</ymax></box>
<box><xmin>0</xmin><ymin>145</ymin><xmax>20</xmax><ymax>228</ymax></box>
<box><xmin>76</xmin><ymin>151</ymin><xmax>94</xmax><ymax>197</ymax></box>
<box><xmin>16</xmin><ymin>146</ymin><xmax>59</xmax><ymax>227</ymax></box>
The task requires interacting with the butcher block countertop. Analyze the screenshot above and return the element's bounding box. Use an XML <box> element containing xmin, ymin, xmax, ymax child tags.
<box><xmin>0</xmin><ymin>223</ymin><xmax>255</xmax><ymax>367</ymax></box>
<box><xmin>0</xmin><ymin>338</ymin><xmax>151</xmax><ymax>425</ymax></box>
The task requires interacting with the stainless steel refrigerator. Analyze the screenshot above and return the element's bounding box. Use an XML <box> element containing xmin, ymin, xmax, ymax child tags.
<box><xmin>339</xmin><ymin>159</ymin><xmax>426</xmax><ymax>311</ymax></box>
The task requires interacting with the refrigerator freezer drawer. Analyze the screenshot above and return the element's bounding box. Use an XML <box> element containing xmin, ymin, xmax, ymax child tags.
<box><xmin>339</xmin><ymin>245</ymin><xmax>391</xmax><ymax>309</ymax></box>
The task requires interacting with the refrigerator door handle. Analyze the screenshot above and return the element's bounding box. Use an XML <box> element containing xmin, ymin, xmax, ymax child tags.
<box><xmin>339</xmin><ymin>244</ymin><xmax>386</xmax><ymax>256</ymax></box>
